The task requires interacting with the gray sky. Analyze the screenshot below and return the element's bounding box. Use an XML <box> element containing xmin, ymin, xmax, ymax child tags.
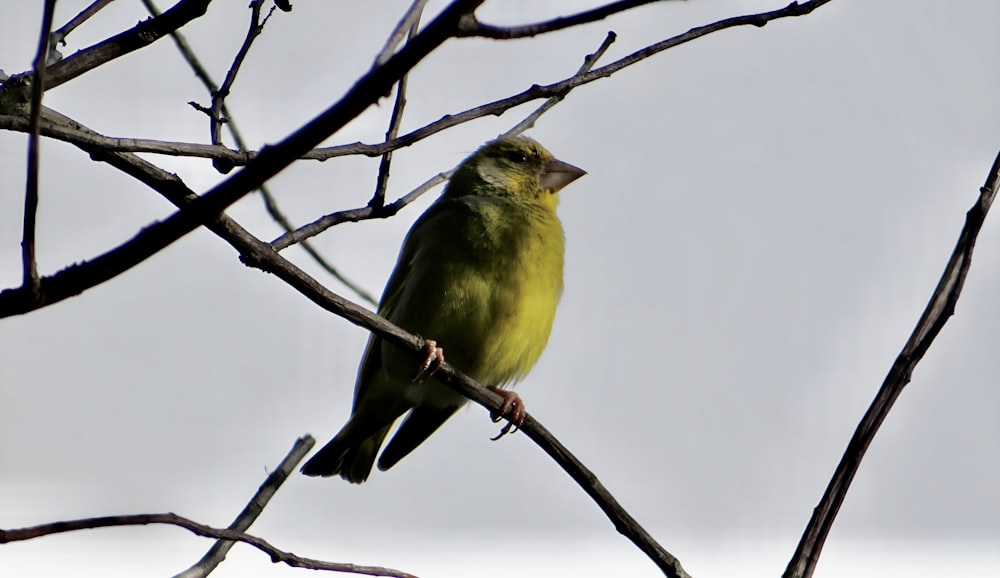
<box><xmin>1</xmin><ymin>1</ymin><xmax>998</xmax><ymax>577</ymax></box>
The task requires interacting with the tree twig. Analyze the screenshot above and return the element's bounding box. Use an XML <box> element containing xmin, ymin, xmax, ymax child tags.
<box><xmin>0</xmin><ymin>0</ymin><xmax>487</xmax><ymax>318</ymax></box>
<box><xmin>4</xmin><ymin>1</ymin><xmax>833</xmax><ymax>166</ymax></box>
<box><xmin>49</xmin><ymin>0</ymin><xmax>118</xmax><ymax>59</ymax></box>
<box><xmin>140</xmin><ymin>0</ymin><xmax>377</xmax><ymax>306</ymax></box>
<box><xmin>21</xmin><ymin>0</ymin><xmax>57</xmax><ymax>302</ymax></box>
<box><xmin>204</xmin><ymin>0</ymin><xmax>277</xmax><ymax>173</ymax></box>
<box><xmin>43</xmin><ymin>0</ymin><xmax>215</xmax><ymax>90</ymax></box>
<box><xmin>173</xmin><ymin>436</ymin><xmax>315</xmax><ymax>578</ymax></box>
<box><xmin>270</xmin><ymin>31</ymin><xmax>617</xmax><ymax>252</ymax></box>
<box><xmin>374</xmin><ymin>0</ymin><xmax>430</xmax><ymax>67</ymax></box>
<box><xmin>783</xmin><ymin>149</ymin><xmax>1000</xmax><ymax>578</ymax></box>
<box><xmin>459</xmin><ymin>0</ymin><xmax>675</xmax><ymax>39</ymax></box>
<box><xmin>371</xmin><ymin>9</ymin><xmax>422</xmax><ymax>209</ymax></box>
<box><xmin>0</xmin><ymin>511</ymin><xmax>418</xmax><ymax>578</ymax></box>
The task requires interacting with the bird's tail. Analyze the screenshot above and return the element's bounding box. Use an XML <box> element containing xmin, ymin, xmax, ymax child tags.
<box><xmin>301</xmin><ymin>423</ymin><xmax>392</xmax><ymax>483</ymax></box>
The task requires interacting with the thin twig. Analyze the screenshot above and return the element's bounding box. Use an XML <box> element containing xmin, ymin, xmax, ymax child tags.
<box><xmin>503</xmin><ymin>30</ymin><xmax>616</xmax><ymax>136</ymax></box>
<box><xmin>0</xmin><ymin>0</ymin><xmax>488</xmax><ymax>317</ymax></box>
<box><xmin>5</xmin><ymin>1</ymin><xmax>832</xmax><ymax>166</ymax></box>
<box><xmin>206</xmin><ymin>0</ymin><xmax>277</xmax><ymax>173</ymax></box>
<box><xmin>783</xmin><ymin>150</ymin><xmax>1000</xmax><ymax>578</ymax></box>
<box><xmin>141</xmin><ymin>0</ymin><xmax>377</xmax><ymax>306</ymax></box>
<box><xmin>0</xmin><ymin>512</ymin><xmax>417</xmax><ymax>578</ymax></box>
<box><xmin>270</xmin><ymin>31</ymin><xmax>617</xmax><ymax>252</ymax></box>
<box><xmin>459</xmin><ymin>0</ymin><xmax>676</xmax><ymax>38</ymax></box>
<box><xmin>259</xmin><ymin>190</ymin><xmax>379</xmax><ymax>306</ymax></box>
<box><xmin>50</xmin><ymin>0</ymin><xmax>118</xmax><ymax>53</ymax></box>
<box><xmin>173</xmin><ymin>436</ymin><xmax>315</xmax><ymax>578</ymax></box>
<box><xmin>374</xmin><ymin>0</ymin><xmax>430</xmax><ymax>67</ymax></box>
<box><xmin>43</xmin><ymin>0</ymin><xmax>215</xmax><ymax>90</ymax></box>
<box><xmin>21</xmin><ymin>0</ymin><xmax>58</xmax><ymax>301</ymax></box>
<box><xmin>371</xmin><ymin>9</ymin><xmax>422</xmax><ymax>209</ymax></box>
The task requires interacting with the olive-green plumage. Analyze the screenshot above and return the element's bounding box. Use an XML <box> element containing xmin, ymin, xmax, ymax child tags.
<box><xmin>301</xmin><ymin>136</ymin><xmax>585</xmax><ymax>483</ymax></box>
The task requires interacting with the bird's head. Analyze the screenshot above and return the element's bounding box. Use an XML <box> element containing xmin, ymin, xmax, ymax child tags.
<box><xmin>446</xmin><ymin>136</ymin><xmax>586</xmax><ymax>204</ymax></box>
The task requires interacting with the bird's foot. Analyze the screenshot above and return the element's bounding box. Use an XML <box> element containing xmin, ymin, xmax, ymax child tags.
<box><xmin>411</xmin><ymin>339</ymin><xmax>444</xmax><ymax>382</ymax></box>
<box><xmin>488</xmin><ymin>387</ymin><xmax>524</xmax><ymax>441</ymax></box>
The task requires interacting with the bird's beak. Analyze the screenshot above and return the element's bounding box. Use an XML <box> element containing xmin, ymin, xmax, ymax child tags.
<box><xmin>539</xmin><ymin>158</ymin><xmax>586</xmax><ymax>193</ymax></box>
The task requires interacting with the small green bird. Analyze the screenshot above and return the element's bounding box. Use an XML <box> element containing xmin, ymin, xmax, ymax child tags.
<box><xmin>301</xmin><ymin>135</ymin><xmax>585</xmax><ymax>483</ymax></box>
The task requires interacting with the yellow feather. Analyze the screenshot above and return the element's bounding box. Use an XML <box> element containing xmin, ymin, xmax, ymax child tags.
<box><xmin>301</xmin><ymin>136</ymin><xmax>585</xmax><ymax>482</ymax></box>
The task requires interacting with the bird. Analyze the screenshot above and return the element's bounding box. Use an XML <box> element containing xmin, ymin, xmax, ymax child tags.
<box><xmin>300</xmin><ymin>135</ymin><xmax>585</xmax><ymax>483</ymax></box>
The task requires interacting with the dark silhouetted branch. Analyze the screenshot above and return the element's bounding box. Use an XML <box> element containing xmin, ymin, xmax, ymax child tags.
<box><xmin>0</xmin><ymin>511</ymin><xmax>417</xmax><ymax>577</ymax></box>
<box><xmin>173</xmin><ymin>436</ymin><xmax>315</xmax><ymax>578</ymax></box>
<box><xmin>460</xmin><ymin>0</ymin><xmax>671</xmax><ymax>39</ymax></box>
<box><xmin>44</xmin><ymin>0</ymin><xmax>215</xmax><ymax>90</ymax></box>
<box><xmin>20</xmin><ymin>0</ymin><xmax>57</xmax><ymax>302</ymax></box>
<box><xmin>783</xmin><ymin>149</ymin><xmax>1000</xmax><ymax>578</ymax></box>
<box><xmin>0</xmin><ymin>0</ymin><xmax>487</xmax><ymax>318</ymax></box>
<box><xmin>140</xmin><ymin>0</ymin><xmax>377</xmax><ymax>306</ymax></box>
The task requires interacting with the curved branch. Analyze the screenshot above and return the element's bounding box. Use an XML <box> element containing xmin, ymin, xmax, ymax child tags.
<box><xmin>174</xmin><ymin>436</ymin><xmax>315</xmax><ymax>578</ymax></box>
<box><xmin>460</xmin><ymin>0</ymin><xmax>672</xmax><ymax>39</ymax></box>
<box><xmin>0</xmin><ymin>512</ymin><xmax>417</xmax><ymax>578</ymax></box>
<box><xmin>783</xmin><ymin>149</ymin><xmax>1000</xmax><ymax>578</ymax></box>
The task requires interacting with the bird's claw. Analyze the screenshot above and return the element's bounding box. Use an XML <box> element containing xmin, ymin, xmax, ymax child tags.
<box><xmin>487</xmin><ymin>386</ymin><xmax>524</xmax><ymax>441</ymax></box>
<box><xmin>411</xmin><ymin>339</ymin><xmax>444</xmax><ymax>383</ymax></box>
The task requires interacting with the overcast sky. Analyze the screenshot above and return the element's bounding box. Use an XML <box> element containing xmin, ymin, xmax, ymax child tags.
<box><xmin>1</xmin><ymin>1</ymin><xmax>998</xmax><ymax>577</ymax></box>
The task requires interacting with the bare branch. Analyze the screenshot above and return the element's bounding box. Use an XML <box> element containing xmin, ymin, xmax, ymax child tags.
<box><xmin>4</xmin><ymin>1</ymin><xmax>832</xmax><ymax>167</ymax></box>
<box><xmin>0</xmin><ymin>511</ymin><xmax>418</xmax><ymax>578</ymax></box>
<box><xmin>371</xmin><ymin>11</ymin><xmax>422</xmax><ymax>209</ymax></box>
<box><xmin>503</xmin><ymin>30</ymin><xmax>616</xmax><ymax>136</ymax></box>
<box><xmin>460</xmin><ymin>0</ymin><xmax>674</xmax><ymax>39</ymax></box>
<box><xmin>43</xmin><ymin>0</ymin><xmax>215</xmax><ymax>90</ymax></box>
<box><xmin>142</xmin><ymin>0</ymin><xmax>377</xmax><ymax>306</ymax></box>
<box><xmin>206</xmin><ymin>0</ymin><xmax>278</xmax><ymax>173</ymax></box>
<box><xmin>173</xmin><ymin>436</ymin><xmax>315</xmax><ymax>578</ymax></box>
<box><xmin>270</xmin><ymin>31</ymin><xmax>616</xmax><ymax>252</ymax></box>
<box><xmin>783</xmin><ymin>150</ymin><xmax>1000</xmax><ymax>578</ymax></box>
<box><xmin>0</xmin><ymin>0</ymin><xmax>487</xmax><ymax>317</ymax></box>
<box><xmin>374</xmin><ymin>0</ymin><xmax>430</xmax><ymax>67</ymax></box>
<box><xmin>21</xmin><ymin>0</ymin><xmax>57</xmax><ymax>302</ymax></box>
<box><xmin>49</xmin><ymin>0</ymin><xmax>118</xmax><ymax>57</ymax></box>
<box><xmin>307</xmin><ymin>0</ymin><xmax>835</xmax><ymax>162</ymax></box>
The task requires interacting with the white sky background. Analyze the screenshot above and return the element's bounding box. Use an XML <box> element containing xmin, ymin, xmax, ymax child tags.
<box><xmin>1</xmin><ymin>1</ymin><xmax>998</xmax><ymax>577</ymax></box>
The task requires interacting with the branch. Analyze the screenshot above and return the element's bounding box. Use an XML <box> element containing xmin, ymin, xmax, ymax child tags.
<box><xmin>49</xmin><ymin>0</ymin><xmax>118</xmax><ymax>58</ymax></box>
<box><xmin>174</xmin><ymin>436</ymin><xmax>315</xmax><ymax>578</ymax></box>
<box><xmin>43</xmin><ymin>0</ymin><xmax>215</xmax><ymax>90</ymax></box>
<box><xmin>0</xmin><ymin>512</ymin><xmax>417</xmax><ymax>578</ymax></box>
<box><xmin>204</xmin><ymin>0</ymin><xmax>278</xmax><ymax>173</ymax></box>
<box><xmin>140</xmin><ymin>0</ymin><xmax>377</xmax><ymax>306</ymax></box>
<box><xmin>270</xmin><ymin>31</ymin><xmax>617</xmax><ymax>252</ymax></box>
<box><xmin>0</xmin><ymin>0</ymin><xmax>487</xmax><ymax>318</ymax></box>
<box><xmin>374</xmin><ymin>0</ymin><xmax>430</xmax><ymax>67</ymax></box>
<box><xmin>21</xmin><ymin>0</ymin><xmax>57</xmax><ymax>301</ymax></box>
<box><xmin>4</xmin><ymin>1</ymin><xmax>833</xmax><ymax>167</ymax></box>
<box><xmin>460</xmin><ymin>0</ymin><xmax>673</xmax><ymax>39</ymax></box>
<box><xmin>371</xmin><ymin>9</ymin><xmax>422</xmax><ymax>209</ymax></box>
<box><xmin>783</xmin><ymin>149</ymin><xmax>1000</xmax><ymax>578</ymax></box>
<box><xmin>307</xmin><ymin>0</ymin><xmax>835</xmax><ymax>161</ymax></box>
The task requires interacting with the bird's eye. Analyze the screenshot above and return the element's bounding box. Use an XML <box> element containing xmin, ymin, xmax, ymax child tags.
<box><xmin>506</xmin><ymin>151</ymin><xmax>529</xmax><ymax>164</ymax></box>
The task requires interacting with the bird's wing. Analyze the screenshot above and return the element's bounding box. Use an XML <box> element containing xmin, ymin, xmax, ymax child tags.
<box><xmin>351</xmin><ymin>199</ymin><xmax>456</xmax><ymax>406</ymax></box>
